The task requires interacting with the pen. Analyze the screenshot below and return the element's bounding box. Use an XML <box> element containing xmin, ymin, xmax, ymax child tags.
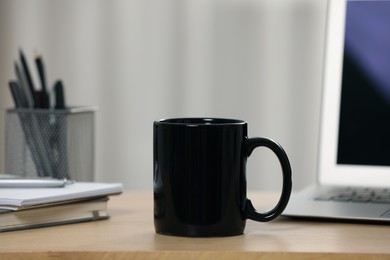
<box><xmin>19</xmin><ymin>49</ymin><xmax>38</xmax><ymax>108</ymax></box>
<box><xmin>8</xmin><ymin>81</ymin><xmax>50</xmax><ymax>177</ymax></box>
<box><xmin>8</xmin><ymin>81</ymin><xmax>28</xmax><ymax>108</ymax></box>
<box><xmin>14</xmin><ymin>62</ymin><xmax>33</xmax><ymax>108</ymax></box>
<box><xmin>54</xmin><ymin>80</ymin><xmax>66</xmax><ymax>109</ymax></box>
<box><xmin>35</xmin><ymin>52</ymin><xmax>50</xmax><ymax>108</ymax></box>
<box><xmin>0</xmin><ymin>178</ymin><xmax>73</xmax><ymax>188</ymax></box>
<box><xmin>52</xmin><ymin>79</ymin><xmax>69</xmax><ymax>178</ymax></box>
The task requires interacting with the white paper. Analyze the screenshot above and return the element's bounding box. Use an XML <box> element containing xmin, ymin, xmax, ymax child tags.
<box><xmin>0</xmin><ymin>182</ymin><xmax>123</xmax><ymax>207</ymax></box>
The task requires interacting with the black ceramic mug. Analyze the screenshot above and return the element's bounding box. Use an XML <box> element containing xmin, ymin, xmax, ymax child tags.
<box><xmin>153</xmin><ymin>118</ymin><xmax>292</xmax><ymax>237</ymax></box>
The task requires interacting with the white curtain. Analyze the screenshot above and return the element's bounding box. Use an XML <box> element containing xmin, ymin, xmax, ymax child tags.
<box><xmin>0</xmin><ymin>0</ymin><xmax>327</xmax><ymax>190</ymax></box>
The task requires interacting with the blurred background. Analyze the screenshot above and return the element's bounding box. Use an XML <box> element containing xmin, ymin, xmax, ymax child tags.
<box><xmin>0</xmin><ymin>0</ymin><xmax>327</xmax><ymax>191</ymax></box>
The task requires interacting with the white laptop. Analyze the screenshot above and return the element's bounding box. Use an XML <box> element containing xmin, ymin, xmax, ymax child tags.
<box><xmin>283</xmin><ymin>0</ymin><xmax>390</xmax><ymax>222</ymax></box>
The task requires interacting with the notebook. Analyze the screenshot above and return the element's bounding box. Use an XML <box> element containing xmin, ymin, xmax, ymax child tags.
<box><xmin>0</xmin><ymin>182</ymin><xmax>123</xmax><ymax>210</ymax></box>
<box><xmin>0</xmin><ymin>197</ymin><xmax>110</xmax><ymax>232</ymax></box>
<box><xmin>283</xmin><ymin>0</ymin><xmax>390</xmax><ymax>222</ymax></box>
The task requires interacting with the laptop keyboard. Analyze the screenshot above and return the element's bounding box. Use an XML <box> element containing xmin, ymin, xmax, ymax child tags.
<box><xmin>314</xmin><ymin>187</ymin><xmax>390</xmax><ymax>204</ymax></box>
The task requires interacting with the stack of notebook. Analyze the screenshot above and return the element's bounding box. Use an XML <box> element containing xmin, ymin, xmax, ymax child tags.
<box><xmin>0</xmin><ymin>182</ymin><xmax>123</xmax><ymax>232</ymax></box>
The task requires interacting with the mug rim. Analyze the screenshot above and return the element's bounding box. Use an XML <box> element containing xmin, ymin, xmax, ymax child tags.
<box><xmin>156</xmin><ymin>117</ymin><xmax>246</xmax><ymax>126</ymax></box>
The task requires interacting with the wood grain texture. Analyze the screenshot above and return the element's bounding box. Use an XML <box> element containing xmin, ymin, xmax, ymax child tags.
<box><xmin>0</xmin><ymin>192</ymin><xmax>389</xmax><ymax>259</ymax></box>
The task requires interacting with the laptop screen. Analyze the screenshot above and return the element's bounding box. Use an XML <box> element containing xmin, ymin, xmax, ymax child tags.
<box><xmin>337</xmin><ymin>0</ymin><xmax>390</xmax><ymax>167</ymax></box>
<box><xmin>319</xmin><ymin>0</ymin><xmax>390</xmax><ymax>186</ymax></box>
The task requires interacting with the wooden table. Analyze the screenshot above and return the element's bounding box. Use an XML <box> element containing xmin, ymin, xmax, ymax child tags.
<box><xmin>1</xmin><ymin>192</ymin><xmax>389</xmax><ymax>259</ymax></box>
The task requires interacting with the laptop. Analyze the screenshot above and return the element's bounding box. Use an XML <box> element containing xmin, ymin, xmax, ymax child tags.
<box><xmin>283</xmin><ymin>0</ymin><xmax>390</xmax><ymax>222</ymax></box>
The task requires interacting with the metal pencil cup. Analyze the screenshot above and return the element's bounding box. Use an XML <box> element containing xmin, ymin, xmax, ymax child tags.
<box><xmin>5</xmin><ymin>106</ymin><xmax>96</xmax><ymax>181</ymax></box>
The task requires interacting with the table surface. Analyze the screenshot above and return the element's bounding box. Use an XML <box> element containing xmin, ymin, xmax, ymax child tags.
<box><xmin>1</xmin><ymin>191</ymin><xmax>389</xmax><ymax>259</ymax></box>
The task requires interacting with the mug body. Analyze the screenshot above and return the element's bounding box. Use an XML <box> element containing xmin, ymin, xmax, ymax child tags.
<box><xmin>153</xmin><ymin>118</ymin><xmax>248</xmax><ymax>237</ymax></box>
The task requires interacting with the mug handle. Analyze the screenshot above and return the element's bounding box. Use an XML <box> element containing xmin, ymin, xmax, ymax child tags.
<box><xmin>244</xmin><ymin>137</ymin><xmax>292</xmax><ymax>222</ymax></box>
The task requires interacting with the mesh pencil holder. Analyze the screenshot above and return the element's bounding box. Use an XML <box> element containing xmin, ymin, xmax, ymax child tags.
<box><xmin>4</xmin><ymin>106</ymin><xmax>96</xmax><ymax>181</ymax></box>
